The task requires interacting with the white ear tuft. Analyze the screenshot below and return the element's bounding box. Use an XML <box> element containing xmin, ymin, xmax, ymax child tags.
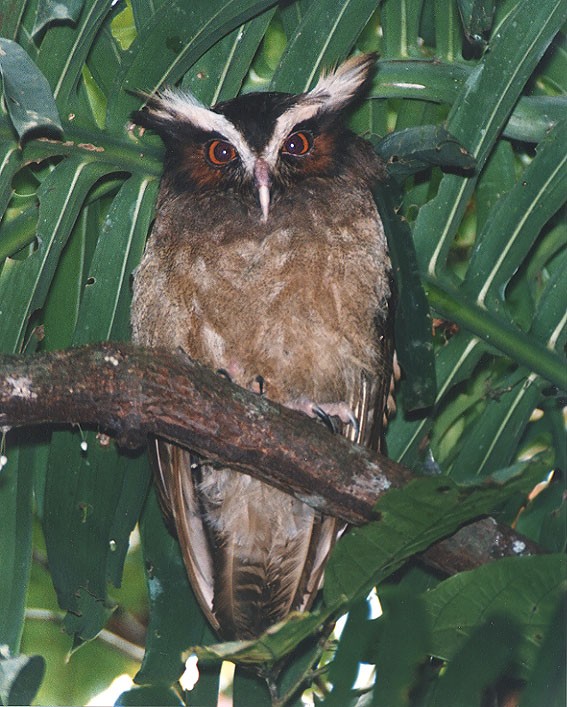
<box><xmin>309</xmin><ymin>53</ymin><xmax>376</xmax><ymax>112</ymax></box>
<box><xmin>133</xmin><ymin>88</ymin><xmax>256</xmax><ymax>170</ymax></box>
<box><xmin>139</xmin><ymin>88</ymin><xmax>244</xmax><ymax>142</ymax></box>
<box><xmin>150</xmin><ymin>88</ymin><xmax>213</xmax><ymax>131</ymax></box>
<box><xmin>262</xmin><ymin>54</ymin><xmax>376</xmax><ymax>164</ymax></box>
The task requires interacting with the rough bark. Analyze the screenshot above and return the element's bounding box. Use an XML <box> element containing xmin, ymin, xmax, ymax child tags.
<box><xmin>0</xmin><ymin>342</ymin><xmax>541</xmax><ymax>573</ymax></box>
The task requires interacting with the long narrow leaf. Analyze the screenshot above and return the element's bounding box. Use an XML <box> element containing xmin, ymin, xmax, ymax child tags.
<box><xmin>270</xmin><ymin>0</ymin><xmax>377</xmax><ymax>92</ymax></box>
<box><xmin>414</xmin><ymin>0</ymin><xmax>567</xmax><ymax>276</ymax></box>
<box><xmin>181</xmin><ymin>12</ymin><xmax>275</xmax><ymax>105</ymax></box>
<box><xmin>464</xmin><ymin>119</ymin><xmax>567</xmax><ymax>309</ymax></box>
<box><xmin>387</xmin><ymin>332</ymin><xmax>485</xmax><ymax>469</ymax></box>
<box><xmin>0</xmin><ymin>158</ymin><xmax>109</xmax><ymax>353</ymax></box>
<box><xmin>35</xmin><ymin>0</ymin><xmax>113</xmax><ymax>109</ymax></box>
<box><xmin>0</xmin><ymin>444</ymin><xmax>34</xmax><ymax>653</ymax></box>
<box><xmin>74</xmin><ymin>175</ymin><xmax>157</xmax><ymax>344</ymax></box>
<box><xmin>107</xmin><ymin>0</ymin><xmax>278</xmax><ymax>125</ymax></box>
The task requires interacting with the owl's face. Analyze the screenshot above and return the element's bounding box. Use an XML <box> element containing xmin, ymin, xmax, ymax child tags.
<box><xmin>133</xmin><ymin>54</ymin><xmax>376</xmax><ymax>221</ymax></box>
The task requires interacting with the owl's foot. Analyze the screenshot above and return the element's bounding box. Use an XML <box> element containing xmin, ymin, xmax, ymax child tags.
<box><xmin>216</xmin><ymin>368</ymin><xmax>234</xmax><ymax>381</ymax></box>
<box><xmin>216</xmin><ymin>366</ymin><xmax>265</xmax><ymax>395</ymax></box>
<box><xmin>252</xmin><ymin>375</ymin><xmax>265</xmax><ymax>395</ymax></box>
<box><xmin>287</xmin><ymin>398</ymin><xmax>359</xmax><ymax>437</ymax></box>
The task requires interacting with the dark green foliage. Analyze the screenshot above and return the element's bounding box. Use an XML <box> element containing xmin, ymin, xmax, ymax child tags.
<box><xmin>0</xmin><ymin>0</ymin><xmax>565</xmax><ymax>704</ymax></box>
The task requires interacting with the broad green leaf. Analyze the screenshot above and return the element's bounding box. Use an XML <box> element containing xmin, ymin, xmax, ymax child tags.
<box><xmin>473</xmin><ymin>139</ymin><xmax>516</xmax><ymax>234</ymax></box>
<box><xmin>40</xmin><ymin>204</ymin><xmax>95</xmax><ymax>351</ymax></box>
<box><xmin>279</xmin><ymin>0</ymin><xmax>315</xmax><ymax>40</ymax></box>
<box><xmin>323</xmin><ymin>460</ymin><xmax>548</xmax><ymax>606</ymax></box>
<box><xmin>32</xmin><ymin>0</ymin><xmax>85</xmax><ymax>37</ymax></box>
<box><xmin>110</xmin><ymin>1</ymin><xmax>137</xmax><ymax>52</ymax></box>
<box><xmin>0</xmin><ymin>442</ymin><xmax>34</xmax><ymax>653</ymax></box>
<box><xmin>349</xmin><ymin>92</ymin><xmax>388</xmax><ymax>144</ymax></box>
<box><xmin>270</xmin><ymin>0</ymin><xmax>377</xmax><ymax>92</ymax></box>
<box><xmin>0</xmin><ymin>653</ymin><xmax>45</xmax><ymax>707</ymax></box>
<box><xmin>414</xmin><ymin>0</ymin><xmax>567</xmax><ymax>276</ymax></box>
<box><xmin>0</xmin><ymin>205</ymin><xmax>39</xmax><ymax>264</ymax></box>
<box><xmin>183</xmin><ymin>663</ymin><xmax>222</xmax><ymax>707</ymax></box>
<box><xmin>241</xmin><ymin>13</ymin><xmax>286</xmax><ymax>85</ymax></box>
<box><xmin>20</xmin><ymin>526</ymin><xmax>143</xmax><ymax>707</ymax></box>
<box><xmin>129</xmin><ymin>0</ymin><xmax>161</xmax><ymax>31</ymax></box>
<box><xmin>368</xmin><ymin>589</ymin><xmax>430</xmax><ymax>707</ymax></box>
<box><xmin>536</xmin><ymin>29</ymin><xmax>567</xmax><ymax>94</ymax></box>
<box><xmin>0</xmin><ymin>38</ymin><xmax>62</xmax><ymax>140</ymax></box>
<box><xmin>371</xmin><ymin>61</ymin><xmax>566</xmax><ymax>143</ymax></box>
<box><xmin>275</xmin><ymin>629</ymin><xmax>328</xmax><ymax>705</ymax></box>
<box><xmin>515</xmin><ymin>474</ymin><xmax>566</xmax><ymax>553</ymax></box>
<box><xmin>107</xmin><ymin>0</ymin><xmax>278</xmax><ymax>125</ymax></box>
<box><xmin>107</xmin><ymin>461</ymin><xmax>152</xmax><ymax>595</ymax></box>
<box><xmin>390</xmin><ymin>93</ymin><xmax>446</xmax><ymax>135</ymax></box>
<box><xmin>322</xmin><ymin>600</ymin><xmax>369</xmax><ymax>706</ymax></box>
<box><xmin>87</xmin><ymin>23</ymin><xmax>127</xmax><ymax>104</ymax></box>
<box><xmin>424</xmin><ymin>555</ymin><xmax>567</xmax><ymax>677</ymax></box>
<box><xmin>43</xmin><ymin>430</ymin><xmax>147</xmax><ymax>645</ymax></box>
<box><xmin>530</xmin><ymin>249</ymin><xmax>567</xmax><ymax>350</ymax></box>
<box><xmin>233</xmin><ymin>669</ymin><xmax>272</xmax><ymax>707</ymax></box>
<box><xmin>428</xmin><ymin>614</ymin><xmax>520</xmax><ymax>707</ymax></box>
<box><xmin>80</xmin><ymin>64</ymin><xmax>107</xmax><ymax>129</ymax></box>
<box><xmin>519</xmin><ymin>597</ymin><xmax>567</xmax><ymax>707</ymax></box>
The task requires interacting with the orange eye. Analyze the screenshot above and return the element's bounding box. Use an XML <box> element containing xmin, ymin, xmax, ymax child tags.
<box><xmin>282</xmin><ymin>131</ymin><xmax>312</xmax><ymax>156</ymax></box>
<box><xmin>206</xmin><ymin>140</ymin><xmax>237</xmax><ymax>166</ymax></box>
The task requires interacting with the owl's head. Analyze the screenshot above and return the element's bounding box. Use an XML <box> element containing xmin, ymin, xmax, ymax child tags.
<box><xmin>133</xmin><ymin>54</ymin><xmax>377</xmax><ymax>221</ymax></box>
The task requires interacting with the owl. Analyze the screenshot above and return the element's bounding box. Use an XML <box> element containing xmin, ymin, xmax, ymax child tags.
<box><xmin>131</xmin><ymin>53</ymin><xmax>393</xmax><ymax>641</ymax></box>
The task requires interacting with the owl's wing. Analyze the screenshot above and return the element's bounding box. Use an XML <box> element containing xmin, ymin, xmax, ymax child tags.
<box><xmin>151</xmin><ymin>438</ymin><xmax>340</xmax><ymax>639</ymax></box>
<box><xmin>346</xmin><ymin>291</ymin><xmax>395</xmax><ymax>453</ymax></box>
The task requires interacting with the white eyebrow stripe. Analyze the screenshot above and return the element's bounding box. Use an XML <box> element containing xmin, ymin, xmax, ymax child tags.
<box><xmin>156</xmin><ymin>88</ymin><xmax>256</xmax><ymax>173</ymax></box>
<box><xmin>262</xmin><ymin>96</ymin><xmax>324</xmax><ymax>166</ymax></box>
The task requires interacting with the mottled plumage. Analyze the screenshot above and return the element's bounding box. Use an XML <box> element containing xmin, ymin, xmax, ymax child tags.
<box><xmin>131</xmin><ymin>54</ymin><xmax>393</xmax><ymax>640</ymax></box>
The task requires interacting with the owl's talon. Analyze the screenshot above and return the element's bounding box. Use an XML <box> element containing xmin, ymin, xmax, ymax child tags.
<box><xmin>253</xmin><ymin>375</ymin><xmax>265</xmax><ymax>395</ymax></box>
<box><xmin>288</xmin><ymin>399</ymin><xmax>358</xmax><ymax>435</ymax></box>
<box><xmin>216</xmin><ymin>368</ymin><xmax>233</xmax><ymax>382</ymax></box>
<box><xmin>312</xmin><ymin>405</ymin><xmax>339</xmax><ymax>433</ymax></box>
<box><xmin>345</xmin><ymin>410</ymin><xmax>360</xmax><ymax>439</ymax></box>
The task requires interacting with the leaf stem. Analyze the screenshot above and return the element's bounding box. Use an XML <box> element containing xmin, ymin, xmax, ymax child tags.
<box><xmin>425</xmin><ymin>278</ymin><xmax>566</xmax><ymax>390</ymax></box>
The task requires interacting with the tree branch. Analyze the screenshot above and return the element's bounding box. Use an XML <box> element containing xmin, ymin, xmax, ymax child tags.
<box><xmin>0</xmin><ymin>342</ymin><xmax>541</xmax><ymax>573</ymax></box>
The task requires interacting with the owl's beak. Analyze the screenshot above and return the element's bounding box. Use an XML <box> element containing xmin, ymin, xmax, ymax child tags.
<box><xmin>254</xmin><ymin>158</ymin><xmax>271</xmax><ymax>222</ymax></box>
